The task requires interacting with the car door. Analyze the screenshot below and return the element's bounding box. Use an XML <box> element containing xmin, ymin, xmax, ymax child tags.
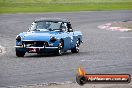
<box><xmin>67</xmin><ymin>30</ymin><xmax>74</xmax><ymax>49</ymax></box>
<box><xmin>64</xmin><ymin>22</ymin><xmax>74</xmax><ymax>49</ymax></box>
<box><xmin>66</xmin><ymin>22</ymin><xmax>75</xmax><ymax>49</ymax></box>
<box><xmin>61</xmin><ymin>22</ymin><xmax>72</xmax><ymax>50</ymax></box>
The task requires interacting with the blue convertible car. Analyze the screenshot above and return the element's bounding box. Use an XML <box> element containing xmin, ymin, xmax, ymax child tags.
<box><xmin>15</xmin><ymin>18</ymin><xmax>83</xmax><ymax>57</ymax></box>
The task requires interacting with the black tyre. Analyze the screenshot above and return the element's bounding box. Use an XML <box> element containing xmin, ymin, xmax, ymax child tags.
<box><xmin>71</xmin><ymin>39</ymin><xmax>80</xmax><ymax>53</ymax></box>
<box><xmin>76</xmin><ymin>75</ymin><xmax>86</xmax><ymax>86</ymax></box>
<box><xmin>16</xmin><ymin>50</ymin><xmax>25</xmax><ymax>57</ymax></box>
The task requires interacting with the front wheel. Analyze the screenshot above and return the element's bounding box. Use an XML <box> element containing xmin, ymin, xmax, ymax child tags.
<box><xmin>71</xmin><ymin>40</ymin><xmax>80</xmax><ymax>53</ymax></box>
<box><xmin>16</xmin><ymin>50</ymin><xmax>25</xmax><ymax>57</ymax></box>
<box><xmin>56</xmin><ymin>40</ymin><xmax>64</xmax><ymax>56</ymax></box>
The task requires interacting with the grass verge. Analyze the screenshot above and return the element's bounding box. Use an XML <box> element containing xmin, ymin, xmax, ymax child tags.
<box><xmin>0</xmin><ymin>2</ymin><xmax>132</xmax><ymax>13</ymax></box>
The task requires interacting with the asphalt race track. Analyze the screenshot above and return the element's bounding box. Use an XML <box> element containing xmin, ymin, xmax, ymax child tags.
<box><xmin>0</xmin><ymin>11</ymin><xmax>132</xmax><ymax>87</ymax></box>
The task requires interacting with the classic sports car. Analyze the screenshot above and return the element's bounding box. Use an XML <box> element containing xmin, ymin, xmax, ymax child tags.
<box><xmin>15</xmin><ymin>18</ymin><xmax>83</xmax><ymax>57</ymax></box>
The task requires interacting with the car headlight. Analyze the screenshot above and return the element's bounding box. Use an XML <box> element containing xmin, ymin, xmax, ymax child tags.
<box><xmin>50</xmin><ymin>37</ymin><xmax>57</xmax><ymax>42</ymax></box>
<box><xmin>16</xmin><ymin>35</ymin><xmax>21</xmax><ymax>42</ymax></box>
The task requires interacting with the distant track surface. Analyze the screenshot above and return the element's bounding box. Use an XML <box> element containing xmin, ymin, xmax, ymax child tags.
<box><xmin>0</xmin><ymin>11</ymin><xmax>132</xmax><ymax>87</ymax></box>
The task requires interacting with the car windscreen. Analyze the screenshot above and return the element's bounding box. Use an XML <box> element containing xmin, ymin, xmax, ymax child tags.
<box><xmin>29</xmin><ymin>21</ymin><xmax>62</xmax><ymax>32</ymax></box>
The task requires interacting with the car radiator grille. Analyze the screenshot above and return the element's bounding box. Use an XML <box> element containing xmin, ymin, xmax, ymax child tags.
<box><xmin>22</xmin><ymin>41</ymin><xmax>49</xmax><ymax>47</ymax></box>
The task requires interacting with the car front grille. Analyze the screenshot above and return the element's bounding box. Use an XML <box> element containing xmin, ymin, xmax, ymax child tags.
<box><xmin>22</xmin><ymin>41</ymin><xmax>49</xmax><ymax>47</ymax></box>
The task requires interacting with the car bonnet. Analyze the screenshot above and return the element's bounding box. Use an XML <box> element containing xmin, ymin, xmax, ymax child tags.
<box><xmin>22</xmin><ymin>32</ymin><xmax>58</xmax><ymax>41</ymax></box>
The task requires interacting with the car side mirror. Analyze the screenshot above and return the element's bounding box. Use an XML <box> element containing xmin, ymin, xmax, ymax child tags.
<box><xmin>27</xmin><ymin>27</ymin><xmax>31</xmax><ymax>32</ymax></box>
<box><xmin>61</xmin><ymin>26</ymin><xmax>66</xmax><ymax>32</ymax></box>
<box><xmin>62</xmin><ymin>28</ymin><xmax>66</xmax><ymax>32</ymax></box>
<box><xmin>69</xmin><ymin>28</ymin><xmax>73</xmax><ymax>32</ymax></box>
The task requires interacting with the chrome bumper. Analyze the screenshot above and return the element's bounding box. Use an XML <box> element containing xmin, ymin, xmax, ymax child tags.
<box><xmin>15</xmin><ymin>46</ymin><xmax>58</xmax><ymax>49</ymax></box>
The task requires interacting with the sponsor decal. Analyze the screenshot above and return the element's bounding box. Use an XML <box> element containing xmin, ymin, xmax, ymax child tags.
<box><xmin>76</xmin><ymin>67</ymin><xmax>131</xmax><ymax>85</ymax></box>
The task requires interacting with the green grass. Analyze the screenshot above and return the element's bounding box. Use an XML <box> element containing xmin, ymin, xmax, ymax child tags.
<box><xmin>0</xmin><ymin>0</ymin><xmax>132</xmax><ymax>13</ymax></box>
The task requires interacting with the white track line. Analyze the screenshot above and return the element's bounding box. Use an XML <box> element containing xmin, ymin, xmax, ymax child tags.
<box><xmin>119</xmin><ymin>37</ymin><xmax>132</xmax><ymax>39</ymax></box>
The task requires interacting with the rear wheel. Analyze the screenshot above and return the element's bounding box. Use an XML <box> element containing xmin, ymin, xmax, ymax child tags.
<box><xmin>16</xmin><ymin>50</ymin><xmax>25</xmax><ymax>57</ymax></box>
<box><xmin>71</xmin><ymin>39</ymin><xmax>80</xmax><ymax>53</ymax></box>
